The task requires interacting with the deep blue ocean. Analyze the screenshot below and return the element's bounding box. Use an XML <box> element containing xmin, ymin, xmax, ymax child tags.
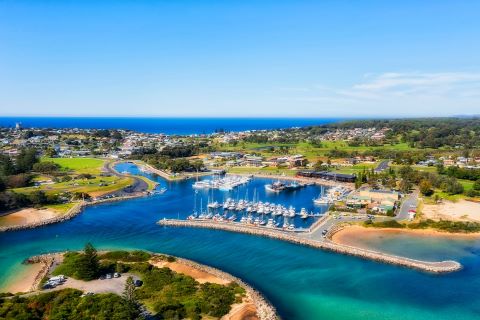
<box><xmin>0</xmin><ymin>117</ymin><xmax>341</xmax><ymax>134</ymax></box>
<box><xmin>1</xmin><ymin>164</ymin><xmax>480</xmax><ymax>319</ymax></box>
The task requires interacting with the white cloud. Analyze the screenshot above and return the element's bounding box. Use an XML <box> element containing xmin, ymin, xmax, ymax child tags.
<box><xmin>280</xmin><ymin>72</ymin><xmax>480</xmax><ymax>116</ymax></box>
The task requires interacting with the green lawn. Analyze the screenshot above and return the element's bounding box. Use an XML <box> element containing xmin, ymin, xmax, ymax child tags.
<box><xmin>45</xmin><ymin>202</ymin><xmax>77</xmax><ymax>213</ymax></box>
<box><xmin>137</xmin><ymin>175</ymin><xmax>158</xmax><ymax>190</ymax></box>
<box><xmin>218</xmin><ymin>141</ymin><xmax>422</xmax><ymax>161</ymax></box>
<box><xmin>14</xmin><ymin>175</ymin><xmax>134</xmax><ymax>197</ymax></box>
<box><xmin>459</xmin><ymin>179</ymin><xmax>474</xmax><ymax>191</ymax></box>
<box><xmin>332</xmin><ymin>162</ymin><xmax>379</xmax><ymax>174</ymax></box>
<box><xmin>43</xmin><ymin>157</ymin><xmax>105</xmax><ymax>174</ymax></box>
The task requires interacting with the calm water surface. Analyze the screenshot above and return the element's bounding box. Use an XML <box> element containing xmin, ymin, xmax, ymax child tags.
<box><xmin>0</xmin><ymin>117</ymin><xmax>341</xmax><ymax>134</ymax></box>
<box><xmin>1</xmin><ymin>164</ymin><xmax>480</xmax><ymax>320</ymax></box>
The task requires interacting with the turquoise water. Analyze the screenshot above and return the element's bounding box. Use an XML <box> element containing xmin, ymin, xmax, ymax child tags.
<box><xmin>1</xmin><ymin>164</ymin><xmax>480</xmax><ymax>319</ymax></box>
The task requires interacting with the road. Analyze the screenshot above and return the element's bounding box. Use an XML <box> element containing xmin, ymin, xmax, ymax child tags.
<box><xmin>374</xmin><ymin>160</ymin><xmax>389</xmax><ymax>173</ymax></box>
<box><xmin>395</xmin><ymin>191</ymin><xmax>418</xmax><ymax>221</ymax></box>
<box><xmin>103</xmin><ymin>162</ymin><xmax>148</xmax><ymax>196</ymax></box>
<box><xmin>301</xmin><ymin>213</ymin><xmax>375</xmax><ymax>241</ymax></box>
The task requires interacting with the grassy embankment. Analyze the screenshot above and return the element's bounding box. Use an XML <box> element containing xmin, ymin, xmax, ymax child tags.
<box><xmin>11</xmin><ymin>158</ymin><xmax>154</xmax><ymax>214</ymax></box>
<box><xmin>364</xmin><ymin>218</ymin><xmax>480</xmax><ymax>233</ymax></box>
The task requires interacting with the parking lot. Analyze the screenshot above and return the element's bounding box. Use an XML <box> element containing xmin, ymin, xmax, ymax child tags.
<box><xmin>44</xmin><ymin>273</ymin><xmax>140</xmax><ymax>295</ymax></box>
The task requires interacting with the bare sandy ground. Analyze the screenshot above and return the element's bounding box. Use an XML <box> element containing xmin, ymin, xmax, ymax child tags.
<box><xmin>222</xmin><ymin>302</ymin><xmax>258</xmax><ymax>320</ymax></box>
<box><xmin>150</xmin><ymin>259</ymin><xmax>259</xmax><ymax>320</ymax></box>
<box><xmin>422</xmin><ymin>200</ymin><xmax>480</xmax><ymax>222</ymax></box>
<box><xmin>150</xmin><ymin>259</ymin><xmax>230</xmax><ymax>285</ymax></box>
<box><xmin>331</xmin><ymin>225</ymin><xmax>480</xmax><ymax>248</ymax></box>
<box><xmin>0</xmin><ymin>208</ymin><xmax>59</xmax><ymax>227</ymax></box>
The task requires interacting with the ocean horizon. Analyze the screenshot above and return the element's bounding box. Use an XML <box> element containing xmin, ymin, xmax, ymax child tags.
<box><xmin>0</xmin><ymin>117</ymin><xmax>344</xmax><ymax>134</ymax></box>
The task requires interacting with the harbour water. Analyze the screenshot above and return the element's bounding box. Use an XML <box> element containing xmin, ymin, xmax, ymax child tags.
<box><xmin>1</xmin><ymin>163</ymin><xmax>480</xmax><ymax>319</ymax></box>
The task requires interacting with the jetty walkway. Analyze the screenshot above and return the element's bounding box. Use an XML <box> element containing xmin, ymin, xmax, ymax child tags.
<box><xmin>158</xmin><ymin>219</ymin><xmax>462</xmax><ymax>274</ymax></box>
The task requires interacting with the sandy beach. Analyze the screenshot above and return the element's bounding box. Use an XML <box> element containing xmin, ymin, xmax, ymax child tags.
<box><xmin>2</xmin><ymin>263</ymin><xmax>44</xmax><ymax>294</ymax></box>
<box><xmin>331</xmin><ymin>225</ymin><xmax>480</xmax><ymax>248</ymax></box>
<box><xmin>149</xmin><ymin>257</ymin><xmax>263</xmax><ymax>319</ymax></box>
<box><xmin>0</xmin><ymin>208</ymin><xmax>60</xmax><ymax>227</ymax></box>
<box><xmin>149</xmin><ymin>258</ymin><xmax>231</xmax><ymax>285</ymax></box>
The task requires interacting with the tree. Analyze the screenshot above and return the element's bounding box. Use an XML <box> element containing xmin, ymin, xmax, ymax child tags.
<box><xmin>474</xmin><ymin>179</ymin><xmax>480</xmax><ymax>191</ymax></box>
<box><xmin>29</xmin><ymin>190</ymin><xmax>48</xmax><ymax>206</ymax></box>
<box><xmin>44</xmin><ymin>147</ymin><xmax>58</xmax><ymax>158</ymax></box>
<box><xmin>77</xmin><ymin>243</ymin><xmax>99</xmax><ymax>280</ymax></box>
<box><xmin>33</xmin><ymin>161</ymin><xmax>60</xmax><ymax>173</ymax></box>
<box><xmin>419</xmin><ymin>180</ymin><xmax>433</xmax><ymax>196</ymax></box>
<box><xmin>0</xmin><ymin>154</ymin><xmax>15</xmax><ymax>176</ymax></box>
<box><xmin>123</xmin><ymin>276</ymin><xmax>136</xmax><ymax>303</ymax></box>
<box><xmin>15</xmin><ymin>148</ymin><xmax>38</xmax><ymax>173</ymax></box>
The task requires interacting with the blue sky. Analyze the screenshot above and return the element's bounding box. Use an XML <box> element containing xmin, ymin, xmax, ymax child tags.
<box><xmin>1</xmin><ymin>0</ymin><xmax>479</xmax><ymax>117</ymax></box>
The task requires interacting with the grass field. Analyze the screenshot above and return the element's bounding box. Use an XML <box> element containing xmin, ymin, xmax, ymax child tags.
<box><xmin>43</xmin><ymin>157</ymin><xmax>105</xmax><ymax>174</ymax></box>
<box><xmin>332</xmin><ymin>162</ymin><xmax>378</xmax><ymax>174</ymax></box>
<box><xmin>14</xmin><ymin>175</ymin><xmax>134</xmax><ymax>197</ymax></box>
<box><xmin>45</xmin><ymin>202</ymin><xmax>77</xmax><ymax>213</ymax></box>
<box><xmin>137</xmin><ymin>175</ymin><xmax>158</xmax><ymax>190</ymax></box>
<box><xmin>219</xmin><ymin>141</ymin><xmax>423</xmax><ymax>161</ymax></box>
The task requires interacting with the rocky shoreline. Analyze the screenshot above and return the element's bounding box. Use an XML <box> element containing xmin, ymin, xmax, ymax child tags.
<box><xmin>0</xmin><ymin>192</ymin><xmax>148</xmax><ymax>232</ymax></box>
<box><xmin>21</xmin><ymin>251</ymin><xmax>279</xmax><ymax>320</ymax></box>
<box><xmin>158</xmin><ymin>219</ymin><xmax>462</xmax><ymax>274</ymax></box>
<box><xmin>171</xmin><ymin>257</ymin><xmax>279</xmax><ymax>320</ymax></box>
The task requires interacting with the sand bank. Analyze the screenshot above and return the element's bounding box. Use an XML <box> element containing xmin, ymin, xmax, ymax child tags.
<box><xmin>0</xmin><ymin>208</ymin><xmax>59</xmax><ymax>227</ymax></box>
<box><xmin>331</xmin><ymin>225</ymin><xmax>480</xmax><ymax>248</ymax></box>
<box><xmin>150</xmin><ymin>258</ymin><xmax>230</xmax><ymax>285</ymax></box>
<box><xmin>2</xmin><ymin>263</ymin><xmax>44</xmax><ymax>294</ymax></box>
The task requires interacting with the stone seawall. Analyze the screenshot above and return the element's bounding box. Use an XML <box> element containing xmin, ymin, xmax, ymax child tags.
<box><xmin>24</xmin><ymin>251</ymin><xmax>279</xmax><ymax>320</ymax></box>
<box><xmin>170</xmin><ymin>257</ymin><xmax>279</xmax><ymax>320</ymax></box>
<box><xmin>0</xmin><ymin>193</ymin><xmax>147</xmax><ymax>232</ymax></box>
<box><xmin>158</xmin><ymin>219</ymin><xmax>462</xmax><ymax>274</ymax></box>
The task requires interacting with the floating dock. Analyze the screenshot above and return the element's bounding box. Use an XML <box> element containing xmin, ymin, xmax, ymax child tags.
<box><xmin>158</xmin><ymin>219</ymin><xmax>462</xmax><ymax>274</ymax></box>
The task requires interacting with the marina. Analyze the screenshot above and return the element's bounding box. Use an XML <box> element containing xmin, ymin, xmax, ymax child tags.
<box><xmin>2</xmin><ymin>163</ymin><xmax>480</xmax><ymax>320</ymax></box>
<box><xmin>192</xmin><ymin>175</ymin><xmax>252</xmax><ymax>191</ymax></box>
<box><xmin>313</xmin><ymin>185</ymin><xmax>350</xmax><ymax>205</ymax></box>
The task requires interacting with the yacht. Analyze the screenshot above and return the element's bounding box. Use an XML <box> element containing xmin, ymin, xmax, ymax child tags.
<box><xmin>265</xmin><ymin>180</ymin><xmax>286</xmax><ymax>192</ymax></box>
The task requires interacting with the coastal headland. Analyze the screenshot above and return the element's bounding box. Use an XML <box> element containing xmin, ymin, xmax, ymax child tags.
<box><xmin>3</xmin><ymin>251</ymin><xmax>279</xmax><ymax>320</ymax></box>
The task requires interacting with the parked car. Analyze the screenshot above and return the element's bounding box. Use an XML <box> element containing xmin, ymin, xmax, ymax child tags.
<box><xmin>113</xmin><ymin>272</ymin><xmax>121</xmax><ymax>278</ymax></box>
<box><xmin>134</xmin><ymin>280</ymin><xmax>143</xmax><ymax>287</ymax></box>
<box><xmin>106</xmin><ymin>273</ymin><xmax>112</xmax><ymax>279</ymax></box>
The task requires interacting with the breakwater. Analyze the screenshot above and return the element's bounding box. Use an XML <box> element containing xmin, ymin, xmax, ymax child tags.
<box><xmin>158</xmin><ymin>219</ymin><xmax>462</xmax><ymax>274</ymax></box>
<box><xmin>155</xmin><ymin>256</ymin><xmax>279</xmax><ymax>320</ymax></box>
<box><xmin>0</xmin><ymin>193</ymin><xmax>147</xmax><ymax>232</ymax></box>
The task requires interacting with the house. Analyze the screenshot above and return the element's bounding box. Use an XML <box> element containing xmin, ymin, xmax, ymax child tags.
<box><xmin>243</xmin><ymin>155</ymin><xmax>264</xmax><ymax>167</ymax></box>
<box><xmin>296</xmin><ymin>171</ymin><xmax>356</xmax><ymax>183</ymax></box>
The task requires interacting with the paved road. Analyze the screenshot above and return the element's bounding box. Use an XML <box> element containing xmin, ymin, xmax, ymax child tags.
<box><xmin>395</xmin><ymin>191</ymin><xmax>418</xmax><ymax>221</ymax></box>
<box><xmin>301</xmin><ymin>213</ymin><xmax>374</xmax><ymax>241</ymax></box>
<box><xmin>374</xmin><ymin>160</ymin><xmax>389</xmax><ymax>173</ymax></box>
<box><xmin>103</xmin><ymin>162</ymin><xmax>148</xmax><ymax>196</ymax></box>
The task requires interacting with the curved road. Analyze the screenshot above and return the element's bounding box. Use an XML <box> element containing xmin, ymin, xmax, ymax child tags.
<box><xmin>103</xmin><ymin>162</ymin><xmax>149</xmax><ymax>196</ymax></box>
